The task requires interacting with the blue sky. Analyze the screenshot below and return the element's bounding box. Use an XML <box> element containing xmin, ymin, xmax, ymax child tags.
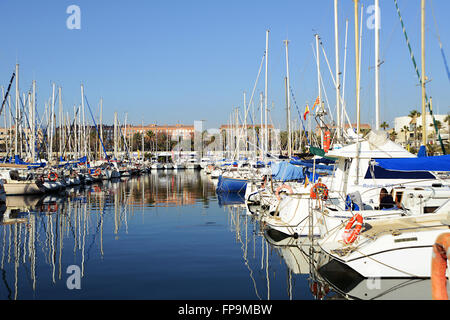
<box><xmin>0</xmin><ymin>0</ymin><xmax>448</xmax><ymax>131</ymax></box>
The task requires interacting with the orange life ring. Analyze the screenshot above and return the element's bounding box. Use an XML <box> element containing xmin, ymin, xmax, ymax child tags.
<box><xmin>431</xmin><ymin>233</ymin><xmax>450</xmax><ymax>300</ymax></box>
<box><xmin>275</xmin><ymin>184</ymin><xmax>293</xmax><ymax>200</ymax></box>
<box><xmin>48</xmin><ymin>172</ymin><xmax>58</xmax><ymax>182</ymax></box>
<box><xmin>310</xmin><ymin>183</ymin><xmax>329</xmax><ymax>200</ymax></box>
<box><xmin>343</xmin><ymin>214</ymin><xmax>363</xmax><ymax>244</ymax></box>
<box><xmin>93</xmin><ymin>168</ymin><xmax>101</xmax><ymax>177</ymax></box>
<box><xmin>48</xmin><ymin>203</ymin><xmax>58</xmax><ymax>212</ymax></box>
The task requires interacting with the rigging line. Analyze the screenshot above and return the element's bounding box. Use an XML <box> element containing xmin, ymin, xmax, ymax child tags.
<box><xmin>234</xmin><ymin>52</ymin><xmax>266</xmax><ymax>158</ymax></box>
<box><xmin>393</xmin><ymin>0</ymin><xmax>446</xmax><ymax>155</ymax></box>
<box><xmin>430</xmin><ymin>0</ymin><xmax>450</xmax><ymax>83</ymax></box>
<box><xmin>311</xmin><ymin>43</ymin><xmax>334</xmax><ymax>123</ymax></box>
<box><xmin>0</xmin><ymin>72</ymin><xmax>15</xmax><ymax>117</ymax></box>
<box><xmin>83</xmin><ymin>95</ymin><xmax>109</xmax><ymax>160</ymax></box>
<box><xmin>289</xmin><ymin>86</ymin><xmax>310</xmax><ymax>146</ymax></box>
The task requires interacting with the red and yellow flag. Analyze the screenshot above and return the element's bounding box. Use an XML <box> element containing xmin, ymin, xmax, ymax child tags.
<box><xmin>304</xmin><ymin>175</ymin><xmax>309</xmax><ymax>188</ymax></box>
<box><xmin>312</xmin><ymin>96</ymin><xmax>320</xmax><ymax>110</ymax></box>
<box><xmin>303</xmin><ymin>104</ymin><xmax>310</xmax><ymax>120</ymax></box>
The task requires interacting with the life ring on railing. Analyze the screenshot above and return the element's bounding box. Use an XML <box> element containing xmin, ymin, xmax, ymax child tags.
<box><xmin>93</xmin><ymin>168</ymin><xmax>101</xmax><ymax>177</ymax></box>
<box><xmin>342</xmin><ymin>214</ymin><xmax>363</xmax><ymax>244</ymax></box>
<box><xmin>431</xmin><ymin>233</ymin><xmax>450</xmax><ymax>300</ymax></box>
<box><xmin>275</xmin><ymin>184</ymin><xmax>293</xmax><ymax>201</ymax></box>
<box><xmin>310</xmin><ymin>183</ymin><xmax>329</xmax><ymax>200</ymax></box>
<box><xmin>48</xmin><ymin>172</ymin><xmax>58</xmax><ymax>182</ymax></box>
<box><xmin>48</xmin><ymin>203</ymin><xmax>58</xmax><ymax>213</ymax></box>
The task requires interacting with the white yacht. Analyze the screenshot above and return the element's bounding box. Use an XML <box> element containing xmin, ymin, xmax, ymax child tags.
<box><xmin>261</xmin><ymin>131</ymin><xmax>450</xmax><ymax>238</ymax></box>
<box><xmin>317</xmin><ymin>199</ymin><xmax>450</xmax><ymax>278</ymax></box>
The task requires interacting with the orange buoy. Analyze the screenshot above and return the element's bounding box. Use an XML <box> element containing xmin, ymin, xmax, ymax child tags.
<box><xmin>310</xmin><ymin>183</ymin><xmax>329</xmax><ymax>200</ymax></box>
<box><xmin>275</xmin><ymin>184</ymin><xmax>293</xmax><ymax>201</ymax></box>
<box><xmin>431</xmin><ymin>233</ymin><xmax>450</xmax><ymax>300</ymax></box>
<box><xmin>343</xmin><ymin>214</ymin><xmax>363</xmax><ymax>244</ymax></box>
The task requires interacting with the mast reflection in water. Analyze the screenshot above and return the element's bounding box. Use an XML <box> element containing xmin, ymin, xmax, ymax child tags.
<box><xmin>0</xmin><ymin>171</ymin><xmax>338</xmax><ymax>300</ymax></box>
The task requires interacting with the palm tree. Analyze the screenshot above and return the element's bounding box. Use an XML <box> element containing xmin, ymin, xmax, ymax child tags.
<box><xmin>146</xmin><ymin>130</ymin><xmax>155</xmax><ymax>152</ymax></box>
<box><xmin>380</xmin><ymin>121</ymin><xmax>389</xmax><ymax>131</ymax></box>
<box><xmin>429</xmin><ymin>120</ymin><xmax>443</xmax><ymax>144</ymax></box>
<box><xmin>389</xmin><ymin>130</ymin><xmax>397</xmax><ymax>142</ymax></box>
<box><xmin>408</xmin><ymin>110</ymin><xmax>421</xmax><ymax>148</ymax></box>
<box><xmin>444</xmin><ymin>114</ymin><xmax>450</xmax><ymax>135</ymax></box>
<box><xmin>400</xmin><ymin>125</ymin><xmax>409</xmax><ymax>146</ymax></box>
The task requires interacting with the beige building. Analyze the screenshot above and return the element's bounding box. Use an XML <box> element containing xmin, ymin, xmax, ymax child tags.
<box><xmin>123</xmin><ymin>124</ymin><xmax>194</xmax><ymax>140</ymax></box>
<box><xmin>394</xmin><ymin>114</ymin><xmax>449</xmax><ymax>146</ymax></box>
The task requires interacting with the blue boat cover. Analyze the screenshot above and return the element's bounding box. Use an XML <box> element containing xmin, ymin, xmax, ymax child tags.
<box><xmin>417</xmin><ymin>145</ymin><xmax>427</xmax><ymax>157</ymax></box>
<box><xmin>216</xmin><ymin>175</ymin><xmax>247</xmax><ymax>193</ymax></box>
<box><xmin>14</xmin><ymin>155</ymin><xmax>46</xmax><ymax>169</ymax></box>
<box><xmin>271</xmin><ymin>161</ymin><xmax>304</xmax><ymax>182</ymax></box>
<box><xmin>289</xmin><ymin>160</ymin><xmax>334</xmax><ymax>171</ymax></box>
<box><xmin>374</xmin><ymin>155</ymin><xmax>450</xmax><ymax>172</ymax></box>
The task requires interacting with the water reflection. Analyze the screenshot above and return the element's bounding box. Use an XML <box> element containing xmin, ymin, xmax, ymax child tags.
<box><xmin>0</xmin><ymin>171</ymin><xmax>218</xmax><ymax>300</ymax></box>
<box><xmin>0</xmin><ymin>171</ymin><xmax>433</xmax><ymax>300</ymax></box>
<box><xmin>223</xmin><ymin>201</ymin><xmax>435</xmax><ymax>300</ymax></box>
<box><xmin>223</xmin><ymin>203</ymin><xmax>336</xmax><ymax>300</ymax></box>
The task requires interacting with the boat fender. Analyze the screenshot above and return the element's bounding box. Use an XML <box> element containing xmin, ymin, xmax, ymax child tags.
<box><xmin>431</xmin><ymin>233</ymin><xmax>450</xmax><ymax>300</ymax></box>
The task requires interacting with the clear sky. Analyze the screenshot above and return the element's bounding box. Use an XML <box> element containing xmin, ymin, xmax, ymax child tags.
<box><xmin>0</xmin><ymin>0</ymin><xmax>448</xmax><ymax>131</ymax></box>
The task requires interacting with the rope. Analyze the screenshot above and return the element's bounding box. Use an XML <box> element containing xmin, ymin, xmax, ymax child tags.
<box><xmin>430</xmin><ymin>0</ymin><xmax>450</xmax><ymax>84</ymax></box>
<box><xmin>83</xmin><ymin>95</ymin><xmax>109</xmax><ymax>160</ymax></box>
<box><xmin>393</xmin><ymin>0</ymin><xmax>446</xmax><ymax>155</ymax></box>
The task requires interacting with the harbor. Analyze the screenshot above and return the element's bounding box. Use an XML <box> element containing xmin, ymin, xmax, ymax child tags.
<box><xmin>0</xmin><ymin>0</ymin><xmax>449</xmax><ymax>303</ymax></box>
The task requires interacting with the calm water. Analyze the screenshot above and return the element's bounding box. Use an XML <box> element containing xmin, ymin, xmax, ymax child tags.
<box><xmin>0</xmin><ymin>171</ymin><xmax>433</xmax><ymax>300</ymax></box>
<box><xmin>0</xmin><ymin>171</ymin><xmax>331</xmax><ymax>300</ymax></box>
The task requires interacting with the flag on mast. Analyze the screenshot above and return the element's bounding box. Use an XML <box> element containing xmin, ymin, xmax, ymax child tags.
<box><xmin>303</xmin><ymin>104</ymin><xmax>310</xmax><ymax>120</ymax></box>
<box><xmin>312</xmin><ymin>96</ymin><xmax>320</xmax><ymax>110</ymax></box>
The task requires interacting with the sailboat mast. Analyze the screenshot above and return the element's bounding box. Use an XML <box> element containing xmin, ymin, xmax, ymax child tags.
<box><xmin>354</xmin><ymin>0</ymin><xmax>361</xmax><ymax>185</ymax></box>
<box><xmin>141</xmin><ymin>121</ymin><xmax>144</xmax><ymax>161</ymax></box>
<box><xmin>31</xmin><ymin>80</ymin><xmax>36</xmax><ymax>161</ymax></box>
<box><xmin>284</xmin><ymin>39</ymin><xmax>292</xmax><ymax>158</ymax></box>
<box><xmin>354</xmin><ymin>0</ymin><xmax>361</xmax><ymax>136</ymax></box>
<box><xmin>14</xmin><ymin>64</ymin><xmax>19</xmax><ymax>158</ymax></box>
<box><xmin>50</xmin><ymin>83</ymin><xmax>56</xmax><ymax>162</ymax></box>
<box><xmin>59</xmin><ymin>86</ymin><xmax>63</xmax><ymax>159</ymax></box>
<box><xmin>315</xmin><ymin>34</ymin><xmax>323</xmax><ymax>148</ymax></box>
<box><xmin>259</xmin><ymin>92</ymin><xmax>263</xmax><ymax>159</ymax></box>
<box><xmin>99</xmin><ymin>98</ymin><xmax>103</xmax><ymax>160</ymax></box>
<box><xmin>375</xmin><ymin>0</ymin><xmax>381</xmax><ymax>131</ymax></box>
<box><xmin>114</xmin><ymin>111</ymin><xmax>118</xmax><ymax>160</ymax></box>
<box><xmin>243</xmin><ymin>91</ymin><xmax>247</xmax><ymax>154</ymax></box>
<box><xmin>334</xmin><ymin>0</ymin><xmax>341</xmax><ymax>139</ymax></box>
<box><xmin>421</xmin><ymin>0</ymin><xmax>427</xmax><ymax>146</ymax></box>
<box><xmin>27</xmin><ymin>92</ymin><xmax>32</xmax><ymax>160</ymax></box>
<box><xmin>81</xmin><ymin>84</ymin><xmax>87</xmax><ymax>159</ymax></box>
<box><xmin>264</xmin><ymin>30</ymin><xmax>269</xmax><ymax>156</ymax></box>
